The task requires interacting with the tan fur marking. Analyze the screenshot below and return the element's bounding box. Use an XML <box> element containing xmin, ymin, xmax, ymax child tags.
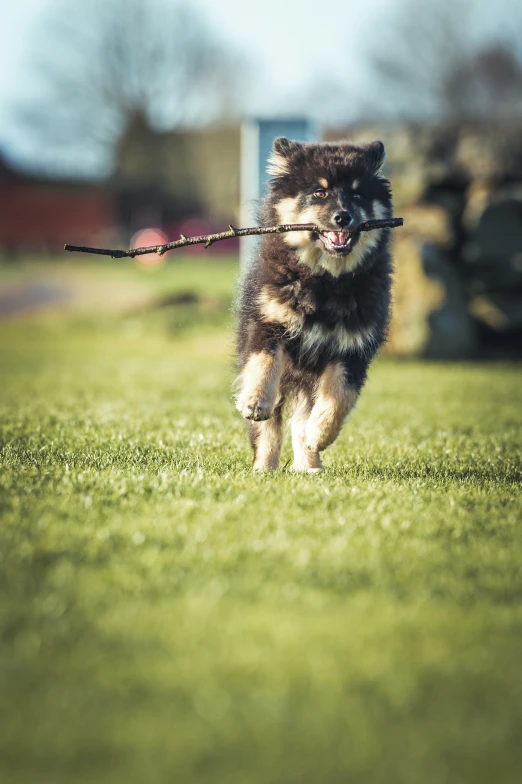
<box><xmin>295</xmin><ymin>243</ymin><xmax>329</xmax><ymax>273</ymax></box>
<box><xmin>266</xmin><ymin>152</ymin><xmax>289</xmax><ymax>178</ymax></box>
<box><xmin>299</xmin><ymin>322</ymin><xmax>376</xmax><ymax>361</ymax></box>
<box><xmin>275</xmin><ymin>200</ymin><xmax>320</xmax><ymax>249</ymax></box>
<box><xmin>252</xmin><ymin>417</ymin><xmax>283</xmax><ymax>471</ymax></box>
<box><xmin>290</xmin><ymin>392</ymin><xmax>323</xmax><ymax>473</ymax></box>
<box><xmin>257</xmin><ymin>289</ymin><xmax>304</xmax><ymax>334</ymax></box>
<box><xmin>306</xmin><ymin>363</ymin><xmax>358</xmax><ymax>452</ymax></box>
<box><xmin>332</xmin><ymin>323</ymin><xmax>377</xmax><ymax>354</ymax></box>
<box><xmin>275</xmin><ymin>196</ymin><xmax>299</xmax><ymax>225</ymax></box>
<box><xmin>318</xmin><ymin>177</ymin><xmax>329</xmax><ymax>189</ymax></box>
<box><xmin>236</xmin><ymin>347</ymin><xmax>286</xmax><ymax>422</ymax></box>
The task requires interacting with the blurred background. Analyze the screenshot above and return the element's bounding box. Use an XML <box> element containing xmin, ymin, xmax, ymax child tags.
<box><xmin>1</xmin><ymin>0</ymin><xmax>522</xmax><ymax>357</ymax></box>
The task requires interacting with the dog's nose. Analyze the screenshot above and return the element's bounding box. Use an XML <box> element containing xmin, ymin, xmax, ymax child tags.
<box><xmin>333</xmin><ymin>211</ymin><xmax>354</xmax><ymax>228</ymax></box>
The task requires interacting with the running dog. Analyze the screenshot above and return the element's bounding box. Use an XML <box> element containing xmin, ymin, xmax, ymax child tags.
<box><xmin>236</xmin><ymin>137</ymin><xmax>393</xmax><ymax>472</ymax></box>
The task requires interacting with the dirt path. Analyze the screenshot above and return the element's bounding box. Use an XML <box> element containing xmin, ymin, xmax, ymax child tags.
<box><xmin>0</xmin><ymin>281</ymin><xmax>70</xmax><ymax>319</ymax></box>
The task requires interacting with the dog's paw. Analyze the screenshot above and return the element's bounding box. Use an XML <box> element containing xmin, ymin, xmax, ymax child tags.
<box><xmin>290</xmin><ymin>463</ymin><xmax>323</xmax><ymax>474</ymax></box>
<box><xmin>238</xmin><ymin>396</ymin><xmax>273</xmax><ymax>421</ymax></box>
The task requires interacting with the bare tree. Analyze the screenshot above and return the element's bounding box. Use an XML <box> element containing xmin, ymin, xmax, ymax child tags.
<box><xmin>367</xmin><ymin>0</ymin><xmax>522</xmax><ymax>121</ymax></box>
<box><xmin>17</xmin><ymin>0</ymin><xmax>242</xmax><ymax>177</ymax></box>
<box><xmin>443</xmin><ymin>44</ymin><xmax>522</xmax><ymax>120</ymax></box>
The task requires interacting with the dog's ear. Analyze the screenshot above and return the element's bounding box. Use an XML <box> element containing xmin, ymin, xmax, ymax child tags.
<box><xmin>267</xmin><ymin>137</ymin><xmax>303</xmax><ymax>177</ymax></box>
<box><xmin>273</xmin><ymin>137</ymin><xmax>302</xmax><ymax>157</ymax></box>
<box><xmin>366</xmin><ymin>141</ymin><xmax>386</xmax><ymax>172</ymax></box>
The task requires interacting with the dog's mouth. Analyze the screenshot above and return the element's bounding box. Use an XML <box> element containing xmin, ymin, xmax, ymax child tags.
<box><xmin>316</xmin><ymin>230</ymin><xmax>360</xmax><ymax>256</ymax></box>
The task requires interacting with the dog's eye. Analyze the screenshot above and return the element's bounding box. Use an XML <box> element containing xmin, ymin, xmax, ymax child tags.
<box><xmin>314</xmin><ymin>189</ymin><xmax>327</xmax><ymax>199</ymax></box>
<box><xmin>353</xmin><ymin>192</ymin><xmax>363</xmax><ymax>201</ymax></box>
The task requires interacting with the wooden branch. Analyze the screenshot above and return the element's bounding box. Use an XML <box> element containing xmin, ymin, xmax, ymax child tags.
<box><xmin>64</xmin><ymin>218</ymin><xmax>404</xmax><ymax>259</ymax></box>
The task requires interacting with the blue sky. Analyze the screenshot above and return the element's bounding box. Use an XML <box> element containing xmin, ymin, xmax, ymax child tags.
<box><xmin>1</xmin><ymin>0</ymin><xmax>520</xmax><ymax>175</ymax></box>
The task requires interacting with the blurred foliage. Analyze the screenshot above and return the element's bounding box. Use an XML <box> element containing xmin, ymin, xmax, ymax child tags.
<box><xmin>327</xmin><ymin>122</ymin><xmax>522</xmax><ymax>357</ymax></box>
<box><xmin>368</xmin><ymin>0</ymin><xmax>522</xmax><ymax>121</ymax></box>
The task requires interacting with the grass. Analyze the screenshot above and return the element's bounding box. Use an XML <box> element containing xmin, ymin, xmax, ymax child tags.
<box><xmin>1</xmin><ymin>256</ymin><xmax>522</xmax><ymax>783</ymax></box>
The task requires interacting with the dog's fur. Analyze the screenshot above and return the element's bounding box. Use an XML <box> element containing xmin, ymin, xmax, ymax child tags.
<box><xmin>235</xmin><ymin>137</ymin><xmax>393</xmax><ymax>472</ymax></box>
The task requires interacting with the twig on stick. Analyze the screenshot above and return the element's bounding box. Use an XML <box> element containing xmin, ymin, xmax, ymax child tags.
<box><xmin>64</xmin><ymin>218</ymin><xmax>404</xmax><ymax>259</ymax></box>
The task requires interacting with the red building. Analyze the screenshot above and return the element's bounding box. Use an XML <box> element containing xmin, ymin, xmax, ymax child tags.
<box><xmin>0</xmin><ymin>155</ymin><xmax>117</xmax><ymax>254</ymax></box>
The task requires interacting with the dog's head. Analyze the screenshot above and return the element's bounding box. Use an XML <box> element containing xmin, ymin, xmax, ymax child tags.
<box><xmin>266</xmin><ymin>138</ymin><xmax>392</xmax><ymax>276</ymax></box>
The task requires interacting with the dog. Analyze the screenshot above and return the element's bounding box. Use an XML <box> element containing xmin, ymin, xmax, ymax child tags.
<box><xmin>235</xmin><ymin>137</ymin><xmax>393</xmax><ymax>472</ymax></box>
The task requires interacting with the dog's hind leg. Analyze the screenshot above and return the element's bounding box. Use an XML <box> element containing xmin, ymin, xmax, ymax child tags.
<box><xmin>249</xmin><ymin>403</ymin><xmax>284</xmax><ymax>471</ymax></box>
<box><xmin>290</xmin><ymin>391</ymin><xmax>323</xmax><ymax>473</ymax></box>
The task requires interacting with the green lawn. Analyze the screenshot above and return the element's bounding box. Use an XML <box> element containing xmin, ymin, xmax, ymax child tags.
<box><xmin>1</xmin><ymin>257</ymin><xmax>521</xmax><ymax>783</ymax></box>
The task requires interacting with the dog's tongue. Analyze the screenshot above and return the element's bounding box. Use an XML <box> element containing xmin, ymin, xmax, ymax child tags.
<box><xmin>326</xmin><ymin>231</ymin><xmax>347</xmax><ymax>246</ymax></box>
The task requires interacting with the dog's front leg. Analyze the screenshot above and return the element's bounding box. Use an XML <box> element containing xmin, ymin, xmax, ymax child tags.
<box><xmin>236</xmin><ymin>343</ymin><xmax>285</xmax><ymax>422</ymax></box>
<box><xmin>306</xmin><ymin>362</ymin><xmax>359</xmax><ymax>454</ymax></box>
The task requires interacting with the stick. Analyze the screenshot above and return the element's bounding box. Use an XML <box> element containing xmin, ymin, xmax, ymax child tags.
<box><xmin>64</xmin><ymin>218</ymin><xmax>404</xmax><ymax>259</ymax></box>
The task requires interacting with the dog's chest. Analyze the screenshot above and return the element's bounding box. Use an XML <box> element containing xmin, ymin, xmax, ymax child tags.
<box><xmin>282</xmin><ymin>274</ymin><xmax>360</xmax><ymax>327</ymax></box>
<box><xmin>282</xmin><ymin>275</ymin><xmax>377</xmax><ymax>358</ymax></box>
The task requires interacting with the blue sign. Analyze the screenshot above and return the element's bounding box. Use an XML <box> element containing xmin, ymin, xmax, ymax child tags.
<box><xmin>240</xmin><ymin>118</ymin><xmax>317</xmax><ymax>269</ymax></box>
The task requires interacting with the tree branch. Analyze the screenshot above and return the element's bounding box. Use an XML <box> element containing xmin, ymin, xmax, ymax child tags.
<box><xmin>64</xmin><ymin>218</ymin><xmax>404</xmax><ymax>259</ymax></box>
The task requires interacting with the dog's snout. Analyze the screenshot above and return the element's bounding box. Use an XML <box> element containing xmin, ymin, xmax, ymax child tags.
<box><xmin>333</xmin><ymin>211</ymin><xmax>354</xmax><ymax>229</ymax></box>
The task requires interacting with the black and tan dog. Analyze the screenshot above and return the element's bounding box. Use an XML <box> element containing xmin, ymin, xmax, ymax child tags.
<box><xmin>236</xmin><ymin>137</ymin><xmax>393</xmax><ymax>472</ymax></box>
